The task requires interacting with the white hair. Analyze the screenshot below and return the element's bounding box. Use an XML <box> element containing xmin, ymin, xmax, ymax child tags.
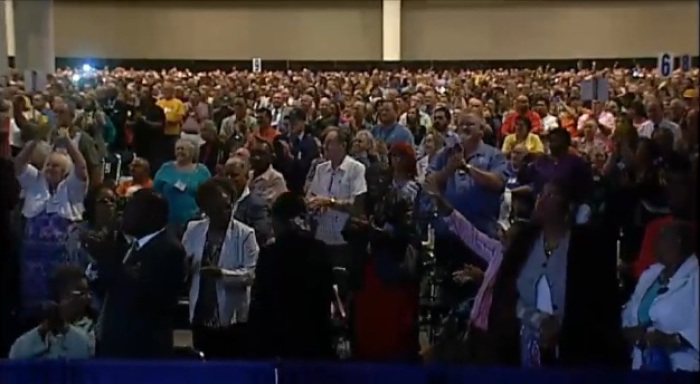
<box><xmin>44</xmin><ymin>150</ymin><xmax>74</xmax><ymax>175</ymax></box>
<box><xmin>176</xmin><ymin>137</ymin><xmax>199</xmax><ymax>160</ymax></box>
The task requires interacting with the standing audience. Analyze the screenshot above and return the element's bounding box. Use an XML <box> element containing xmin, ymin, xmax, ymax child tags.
<box><xmin>1</xmin><ymin>64</ymin><xmax>698</xmax><ymax>373</ymax></box>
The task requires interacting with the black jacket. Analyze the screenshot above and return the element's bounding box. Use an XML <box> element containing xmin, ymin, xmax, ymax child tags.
<box><xmin>274</xmin><ymin>133</ymin><xmax>319</xmax><ymax>194</ymax></box>
<box><xmin>96</xmin><ymin>230</ymin><xmax>185</xmax><ymax>358</ymax></box>
<box><xmin>249</xmin><ymin>233</ymin><xmax>335</xmax><ymax>360</ymax></box>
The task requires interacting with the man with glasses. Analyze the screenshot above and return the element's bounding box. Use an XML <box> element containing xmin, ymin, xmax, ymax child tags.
<box><xmin>426</xmin><ymin>112</ymin><xmax>507</xmax><ymax>311</ymax></box>
<box><xmin>429</xmin><ymin>112</ymin><xmax>507</xmax><ymax>236</ymax></box>
<box><xmin>223</xmin><ymin>156</ymin><xmax>273</xmax><ymax>246</ymax></box>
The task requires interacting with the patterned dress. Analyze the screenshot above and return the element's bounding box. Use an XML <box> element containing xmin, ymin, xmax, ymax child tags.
<box><xmin>354</xmin><ymin>178</ymin><xmax>422</xmax><ymax>361</ymax></box>
<box><xmin>20</xmin><ymin>212</ymin><xmax>89</xmax><ymax>320</ymax></box>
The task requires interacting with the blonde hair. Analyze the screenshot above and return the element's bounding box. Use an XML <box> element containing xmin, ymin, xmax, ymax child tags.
<box><xmin>354</xmin><ymin>129</ymin><xmax>376</xmax><ymax>154</ymax></box>
<box><xmin>175</xmin><ymin>137</ymin><xmax>199</xmax><ymax>161</ymax></box>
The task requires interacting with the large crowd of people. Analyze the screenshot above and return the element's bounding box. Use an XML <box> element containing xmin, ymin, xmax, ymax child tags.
<box><xmin>0</xmin><ymin>64</ymin><xmax>697</xmax><ymax>372</ymax></box>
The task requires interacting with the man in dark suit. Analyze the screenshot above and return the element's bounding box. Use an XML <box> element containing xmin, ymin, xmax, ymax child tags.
<box><xmin>275</xmin><ymin>107</ymin><xmax>320</xmax><ymax>194</ymax></box>
<box><xmin>224</xmin><ymin>156</ymin><xmax>273</xmax><ymax>245</ymax></box>
<box><xmin>249</xmin><ymin>192</ymin><xmax>335</xmax><ymax>359</ymax></box>
<box><xmin>94</xmin><ymin>189</ymin><xmax>185</xmax><ymax>358</ymax></box>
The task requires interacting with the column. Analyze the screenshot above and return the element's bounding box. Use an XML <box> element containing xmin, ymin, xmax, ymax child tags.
<box><xmin>0</xmin><ymin>1</ymin><xmax>8</xmax><ymax>75</ymax></box>
<box><xmin>382</xmin><ymin>0</ymin><xmax>401</xmax><ymax>61</ymax></box>
<box><xmin>13</xmin><ymin>0</ymin><xmax>54</xmax><ymax>74</ymax></box>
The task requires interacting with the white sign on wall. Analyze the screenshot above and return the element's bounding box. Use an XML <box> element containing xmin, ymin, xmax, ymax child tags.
<box><xmin>657</xmin><ymin>52</ymin><xmax>674</xmax><ymax>77</ymax></box>
<box><xmin>252</xmin><ymin>58</ymin><xmax>262</xmax><ymax>73</ymax></box>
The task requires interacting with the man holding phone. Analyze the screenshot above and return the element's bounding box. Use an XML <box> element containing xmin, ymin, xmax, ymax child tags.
<box><xmin>427</xmin><ymin>112</ymin><xmax>507</xmax><ymax>307</ymax></box>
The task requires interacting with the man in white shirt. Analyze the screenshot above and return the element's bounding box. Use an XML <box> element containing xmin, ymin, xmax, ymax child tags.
<box><xmin>646</xmin><ymin>99</ymin><xmax>682</xmax><ymax>148</ymax></box>
<box><xmin>306</xmin><ymin>127</ymin><xmax>367</xmax><ymax>297</ymax></box>
<box><xmin>535</xmin><ymin>98</ymin><xmax>560</xmax><ymax>133</ymax></box>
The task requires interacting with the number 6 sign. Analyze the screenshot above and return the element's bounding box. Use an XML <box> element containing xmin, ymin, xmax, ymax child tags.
<box><xmin>657</xmin><ymin>52</ymin><xmax>674</xmax><ymax>77</ymax></box>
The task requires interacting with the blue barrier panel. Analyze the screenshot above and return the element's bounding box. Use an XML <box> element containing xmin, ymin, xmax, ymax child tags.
<box><xmin>0</xmin><ymin>360</ymin><xmax>68</xmax><ymax>384</ymax></box>
<box><xmin>278</xmin><ymin>362</ymin><xmax>699</xmax><ymax>384</ymax></box>
<box><xmin>0</xmin><ymin>360</ymin><xmax>276</xmax><ymax>384</ymax></box>
<box><xmin>1</xmin><ymin>360</ymin><xmax>698</xmax><ymax>384</ymax></box>
<box><xmin>278</xmin><ymin>361</ymin><xmax>429</xmax><ymax>384</ymax></box>
<box><xmin>425</xmin><ymin>365</ymin><xmax>699</xmax><ymax>384</ymax></box>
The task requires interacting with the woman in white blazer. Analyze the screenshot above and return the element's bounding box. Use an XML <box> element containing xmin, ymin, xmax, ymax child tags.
<box><xmin>181</xmin><ymin>177</ymin><xmax>259</xmax><ymax>359</ymax></box>
<box><xmin>622</xmin><ymin>220</ymin><xmax>699</xmax><ymax>372</ymax></box>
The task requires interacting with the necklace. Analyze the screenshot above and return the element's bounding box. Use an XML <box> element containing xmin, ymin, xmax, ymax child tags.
<box><xmin>543</xmin><ymin>237</ymin><xmax>561</xmax><ymax>258</ymax></box>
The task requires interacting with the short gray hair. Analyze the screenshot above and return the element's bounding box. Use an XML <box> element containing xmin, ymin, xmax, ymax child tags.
<box><xmin>175</xmin><ymin>137</ymin><xmax>199</xmax><ymax>160</ymax></box>
<box><xmin>225</xmin><ymin>155</ymin><xmax>249</xmax><ymax>172</ymax></box>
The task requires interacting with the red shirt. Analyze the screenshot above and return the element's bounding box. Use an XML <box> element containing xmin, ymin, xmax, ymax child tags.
<box><xmin>501</xmin><ymin>111</ymin><xmax>543</xmax><ymax>137</ymax></box>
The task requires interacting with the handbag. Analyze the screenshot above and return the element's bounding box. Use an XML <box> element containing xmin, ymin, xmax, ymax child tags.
<box><xmin>520</xmin><ymin>324</ymin><xmax>542</xmax><ymax>368</ymax></box>
<box><xmin>640</xmin><ymin>346</ymin><xmax>672</xmax><ymax>371</ymax></box>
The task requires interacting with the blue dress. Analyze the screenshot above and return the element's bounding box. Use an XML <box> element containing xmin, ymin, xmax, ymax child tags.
<box><xmin>153</xmin><ymin>162</ymin><xmax>211</xmax><ymax>226</ymax></box>
<box><xmin>20</xmin><ymin>212</ymin><xmax>89</xmax><ymax>319</ymax></box>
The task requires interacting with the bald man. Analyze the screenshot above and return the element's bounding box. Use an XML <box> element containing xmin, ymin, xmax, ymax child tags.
<box><xmin>501</xmin><ymin>95</ymin><xmax>542</xmax><ymax>137</ymax></box>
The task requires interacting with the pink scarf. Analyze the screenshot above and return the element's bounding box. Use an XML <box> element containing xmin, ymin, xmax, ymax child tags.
<box><xmin>443</xmin><ymin>211</ymin><xmax>504</xmax><ymax>330</ymax></box>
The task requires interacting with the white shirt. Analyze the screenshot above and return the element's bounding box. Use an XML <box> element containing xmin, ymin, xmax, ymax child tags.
<box><xmin>637</xmin><ymin>119</ymin><xmax>683</xmax><ymax>149</ymax></box>
<box><xmin>416</xmin><ymin>155</ymin><xmax>430</xmax><ymax>183</ymax></box>
<box><xmin>123</xmin><ymin>228</ymin><xmax>165</xmax><ymax>264</ymax></box>
<box><xmin>399</xmin><ymin>110</ymin><xmax>433</xmax><ymax>130</ymax></box>
<box><xmin>306</xmin><ymin>155</ymin><xmax>367</xmax><ymax>245</ymax></box>
<box><xmin>182</xmin><ymin>218</ymin><xmax>259</xmax><ymax>325</ymax></box>
<box><xmin>9</xmin><ymin>118</ymin><xmax>22</xmax><ymax>148</ymax></box>
<box><xmin>233</xmin><ymin>185</ymin><xmax>251</xmax><ymax>214</ymax></box>
<box><xmin>577</xmin><ymin>112</ymin><xmax>615</xmax><ymax>131</ymax></box>
<box><xmin>622</xmin><ymin>255</ymin><xmax>699</xmax><ymax>372</ymax></box>
<box><xmin>18</xmin><ymin>165</ymin><xmax>87</xmax><ymax>221</ymax></box>
<box><xmin>542</xmin><ymin>115</ymin><xmax>559</xmax><ymax>132</ymax></box>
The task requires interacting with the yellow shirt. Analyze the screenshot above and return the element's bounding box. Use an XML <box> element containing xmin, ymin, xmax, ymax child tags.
<box><xmin>156</xmin><ymin>98</ymin><xmax>186</xmax><ymax>136</ymax></box>
<box><xmin>501</xmin><ymin>133</ymin><xmax>544</xmax><ymax>154</ymax></box>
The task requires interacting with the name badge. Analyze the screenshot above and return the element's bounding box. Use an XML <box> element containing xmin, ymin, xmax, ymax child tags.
<box><xmin>174</xmin><ymin>180</ymin><xmax>187</xmax><ymax>191</ymax></box>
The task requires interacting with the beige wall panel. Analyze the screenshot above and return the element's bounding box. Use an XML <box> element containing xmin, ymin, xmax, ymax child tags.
<box><xmin>54</xmin><ymin>1</ymin><xmax>382</xmax><ymax>60</ymax></box>
<box><xmin>402</xmin><ymin>0</ymin><xmax>699</xmax><ymax>60</ymax></box>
